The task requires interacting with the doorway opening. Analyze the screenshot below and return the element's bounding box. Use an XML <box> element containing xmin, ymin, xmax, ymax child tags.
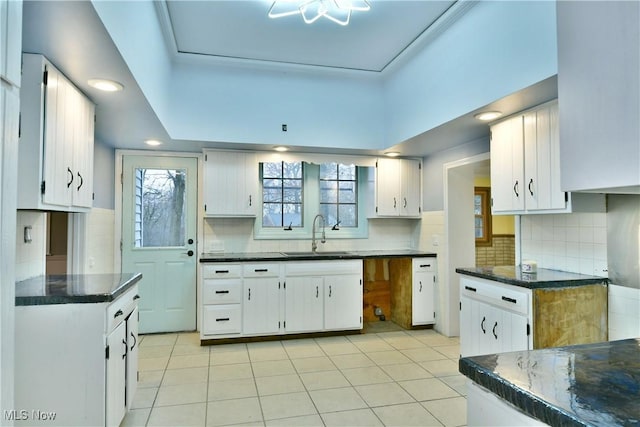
<box><xmin>46</xmin><ymin>211</ymin><xmax>68</xmax><ymax>275</ymax></box>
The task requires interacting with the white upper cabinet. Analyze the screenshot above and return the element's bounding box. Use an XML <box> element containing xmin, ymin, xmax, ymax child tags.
<box><xmin>557</xmin><ymin>1</ymin><xmax>640</xmax><ymax>194</ymax></box>
<box><xmin>18</xmin><ymin>54</ymin><xmax>95</xmax><ymax>212</ymax></box>
<box><xmin>203</xmin><ymin>150</ymin><xmax>258</xmax><ymax>217</ymax></box>
<box><xmin>490</xmin><ymin>100</ymin><xmax>603</xmax><ymax>215</ymax></box>
<box><xmin>375</xmin><ymin>158</ymin><xmax>422</xmax><ymax>217</ymax></box>
<box><xmin>0</xmin><ymin>0</ymin><xmax>22</xmax><ymax>87</ymax></box>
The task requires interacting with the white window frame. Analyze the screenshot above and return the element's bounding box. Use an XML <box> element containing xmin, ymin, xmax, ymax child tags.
<box><xmin>254</xmin><ymin>162</ymin><xmax>369</xmax><ymax>240</ymax></box>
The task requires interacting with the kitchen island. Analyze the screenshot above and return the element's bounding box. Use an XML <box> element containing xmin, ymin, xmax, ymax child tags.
<box><xmin>14</xmin><ymin>273</ymin><xmax>142</xmax><ymax>426</ymax></box>
<box><xmin>459</xmin><ymin>338</ymin><xmax>640</xmax><ymax>426</ymax></box>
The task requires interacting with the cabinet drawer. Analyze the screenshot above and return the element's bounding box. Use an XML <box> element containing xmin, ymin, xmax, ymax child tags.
<box><xmin>461</xmin><ymin>278</ymin><xmax>530</xmax><ymax>316</ymax></box>
<box><xmin>203</xmin><ymin>280</ymin><xmax>242</xmax><ymax>304</ymax></box>
<box><xmin>106</xmin><ymin>285</ymin><xmax>139</xmax><ymax>333</ymax></box>
<box><xmin>203</xmin><ymin>305</ymin><xmax>241</xmax><ymax>335</ymax></box>
<box><xmin>413</xmin><ymin>258</ymin><xmax>436</xmax><ymax>272</ymax></box>
<box><xmin>243</xmin><ymin>263</ymin><xmax>280</xmax><ymax>278</ymax></box>
<box><xmin>202</xmin><ymin>264</ymin><xmax>242</xmax><ymax>279</ymax></box>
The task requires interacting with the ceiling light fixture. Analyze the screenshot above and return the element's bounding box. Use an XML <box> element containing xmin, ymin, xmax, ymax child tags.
<box><xmin>274</xmin><ymin>146</ymin><xmax>289</xmax><ymax>152</ymax></box>
<box><xmin>268</xmin><ymin>0</ymin><xmax>370</xmax><ymax>26</ymax></box>
<box><xmin>384</xmin><ymin>151</ymin><xmax>401</xmax><ymax>157</ymax></box>
<box><xmin>87</xmin><ymin>78</ymin><xmax>124</xmax><ymax>92</ymax></box>
<box><xmin>145</xmin><ymin>139</ymin><xmax>163</xmax><ymax>146</ymax></box>
<box><xmin>474</xmin><ymin>111</ymin><xmax>502</xmax><ymax>121</ymax></box>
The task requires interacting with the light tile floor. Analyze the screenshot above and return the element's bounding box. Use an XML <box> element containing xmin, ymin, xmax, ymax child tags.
<box><xmin>122</xmin><ymin>328</ymin><xmax>467</xmax><ymax>427</ymax></box>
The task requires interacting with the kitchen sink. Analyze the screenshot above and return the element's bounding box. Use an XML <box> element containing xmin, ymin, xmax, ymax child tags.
<box><xmin>281</xmin><ymin>251</ymin><xmax>353</xmax><ymax>257</ymax></box>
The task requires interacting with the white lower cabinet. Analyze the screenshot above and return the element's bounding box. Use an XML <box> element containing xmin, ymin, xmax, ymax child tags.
<box><xmin>284</xmin><ymin>276</ymin><xmax>324</xmax><ymax>333</ymax></box>
<box><xmin>459</xmin><ymin>277</ymin><xmax>531</xmax><ymax>358</ymax></box>
<box><xmin>200</xmin><ymin>259</ymin><xmax>363</xmax><ymax>340</ymax></box>
<box><xmin>412</xmin><ymin>258</ymin><xmax>436</xmax><ymax>326</ymax></box>
<box><xmin>323</xmin><ymin>273</ymin><xmax>362</xmax><ymax>330</ymax></box>
<box><xmin>15</xmin><ymin>284</ymin><xmax>139</xmax><ymax>427</ymax></box>
<box><xmin>242</xmin><ymin>263</ymin><xmax>282</xmax><ymax>335</ymax></box>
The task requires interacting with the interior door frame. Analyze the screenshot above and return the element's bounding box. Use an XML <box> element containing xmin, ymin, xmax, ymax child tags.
<box><xmin>114</xmin><ymin>150</ymin><xmax>204</xmax><ymax>330</ymax></box>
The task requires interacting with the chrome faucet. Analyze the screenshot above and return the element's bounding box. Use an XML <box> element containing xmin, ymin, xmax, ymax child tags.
<box><xmin>312</xmin><ymin>214</ymin><xmax>326</xmax><ymax>253</ymax></box>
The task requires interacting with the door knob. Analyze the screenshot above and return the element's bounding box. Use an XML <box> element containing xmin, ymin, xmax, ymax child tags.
<box><xmin>183</xmin><ymin>250</ymin><xmax>194</xmax><ymax>256</ymax></box>
<box><xmin>188</xmin><ymin>238</ymin><xmax>194</xmax><ymax>244</ymax></box>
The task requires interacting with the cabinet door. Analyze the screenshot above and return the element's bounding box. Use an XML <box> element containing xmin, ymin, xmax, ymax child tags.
<box><xmin>400</xmin><ymin>159</ymin><xmax>421</xmax><ymax>217</ymax></box>
<box><xmin>242</xmin><ymin>278</ymin><xmax>281</xmax><ymax>335</ymax></box>
<box><xmin>203</xmin><ymin>151</ymin><xmax>258</xmax><ymax>216</ymax></box>
<box><xmin>126</xmin><ymin>306</ymin><xmax>139</xmax><ymax>410</ymax></box>
<box><xmin>284</xmin><ymin>276</ymin><xmax>324</xmax><ymax>333</ymax></box>
<box><xmin>375</xmin><ymin>158</ymin><xmax>400</xmax><ymax>216</ymax></box>
<box><xmin>324</xmin><ymin>274</ymin><xmax>362</xmax><ymax>331</ymax></box>
<box><xmin>412</xmin><ymin>271</ymin><xmax>435</xmax><ymax>325</ymax></box>
<box><xmin>72</xmin><ymin>94</ymin><xmax>94</xmax><ymax>208</ymax></box>
<box><xmin>490</xmin><ymin>116</ymin><xmax>524</xmax><ymax>213</ymax></box>
<box><xmin>0</xmin><ymin>0</ymin><xmax>22</xmax><ymax>87</ymax></box>
<box><xmin>525</xmin><ymin>103</ymin><xmax>566</xmax><ymax>211</ymax></box>
<box><xmin>42</xmin><ymin>66</ymin><xmax>72</xmax><ymax>207</ymax></box>
<box><xmin>106</xmin><ymin>321</ymin><xmax>127</xmax><ymax>427</ymax></box>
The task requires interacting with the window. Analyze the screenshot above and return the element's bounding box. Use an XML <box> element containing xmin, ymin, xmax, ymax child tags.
<box><xmin>474</xmin><ymin>187</ymin><xmax>492</xmax><ymax>246</ymax></box>
<box><xmin>261</xmin><ymin>161</ymin><xmax>303</xmax><ymax>228</ymax></box>
<box><xmin>134</xmin><ymin>168</ymin><xmax>186</xmax><ymax>247</ymax></box>
<box><xmin>319</xmin><ymin>163</ymin><xmax>357</xmax><ymax>228</ymax></box>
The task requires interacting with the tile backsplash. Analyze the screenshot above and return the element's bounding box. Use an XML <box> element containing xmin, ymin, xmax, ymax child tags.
<box><xmin>520</xmin><ymin>212</ymin><xmax>608</xmax><ymax>276</ymax></box>
<box><xmin>203</xmin><ymin>217</ymin><xmax>419</xmax><ymax>253</ymax></box>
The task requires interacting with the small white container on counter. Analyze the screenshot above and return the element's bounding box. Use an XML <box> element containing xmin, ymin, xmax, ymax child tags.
<box><xmin>521</xmin><ymin>260</ymin><xmax>538</xmax><ymax>273</ymax></box>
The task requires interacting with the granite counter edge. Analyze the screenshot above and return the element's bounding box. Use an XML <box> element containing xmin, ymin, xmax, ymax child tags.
<box><xmin>458</xmin><ymin>357</ymin><xmax>588</xmax><ymax>427</ymax></box>
<box><xmin>16</xmin><ymin>272</ymin><xmax>143</xmax><ymax>306</ymax></box>
<box><xmin>455</xmin><ymin>268</ymin><xmax>607</xmax><ymax>289</ymax></box>
<box><xmin>200</xmin><ymin>251</ymin><xmax>437</xmax><ymax>263</ymax></box>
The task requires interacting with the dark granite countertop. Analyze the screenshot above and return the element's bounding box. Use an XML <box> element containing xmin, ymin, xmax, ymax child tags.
<box><xmin>15</xmin><ymin>273</ymin><xmax>142</xmax><ymax>306</ymax></box>
<box><xmin>200</xmin><ymin>250</ymin><xmax>436</xmax><ymax>263</ymax></box>
<box><xmin>459</xmin><ymin>339</ymin><xmax>640</xmax><ymax>426</ymax></box>
<box><xmin>456</xmin><ymin>266</ymin><xmax>607</xmax><ymax>289</ymax></box>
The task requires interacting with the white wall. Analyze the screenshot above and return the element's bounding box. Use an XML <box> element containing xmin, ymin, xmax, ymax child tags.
<box><xmin>383</xmin><ymin>1</ymin><xmax>558</xmax><ymax>146</ymax></box>
<box><xmin>15</xmin><ymin>211</ymin><xmax>47</xmax><ymax>282</ymax></box>
<box><xmin>84</xmin><ymin>208</ymin><xmax>115</xmax><ymax>274</ymax></box>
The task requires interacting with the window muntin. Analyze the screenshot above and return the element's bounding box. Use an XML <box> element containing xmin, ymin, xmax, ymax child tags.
<box><xmin>319</xmin><ymin>163</ymin><xmax>357</xmax><ymax>227</ymax></box>
<box><xmin>262</xmin><ymin>161</ymin><xmax>303</xmax><ymax>228</ymax></box>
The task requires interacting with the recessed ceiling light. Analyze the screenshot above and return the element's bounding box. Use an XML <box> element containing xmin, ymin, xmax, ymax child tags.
<box><xmin>145</xmin><ymin>139</ymin><xmax>162</xmax><ymax>146</ymax></box>
<box><xmin>88</xmin><ymin>79</ymin><xmax>124</xmax><ymax>92</ymax></box>
<box><xmin>384</xmin><ymin>151</ymin><xmax>401</xmax><ymax>157</ymax></box>
<box><xmin>474</xmin><ymin>111</ymin><xmax>502</xmax><ymax>121</ymax></box>
<box><xmin>274</xmin><ymin>146</ymin><xmax>289</xmax><ymax>152</ymax></box>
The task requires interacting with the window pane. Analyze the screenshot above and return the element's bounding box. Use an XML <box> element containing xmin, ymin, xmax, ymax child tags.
<box><xmin>339</xmin><ymin>164</ymin><xmax>356</xmax><ymax>180</ymax></box>
<box><xmin>263</xmin><ymin>203</ymin><xmax>282</xmax><ymax>227</ymax></box>
<box><xmin>263</xmin><ymin>162</ymin><xmax>283</xmax><ymax>178</ymax></box>
<box><xmin>283</xmin><ymin>205</ymin><xmax>302</xmax><ymax>227</ymax></box>
<box><xmin>339</xmin><ymin>181</ymin><xmax>356</xmax><ymax>203</ymax></box>
<box><xmin>283</xmin><ymin>188</ymin><xmax>302</xmax><ymax>204</ymax></box>
<box><xmin>136</xmin><ymin>168</ymin><xmax>186</xmax><ymax>248</ymax></box>
<box><xmin>474</xmin><ymin>195</ymin><xmax>482</xmax><ymax>215</ymax></box>
<box><xmin>320</xmin><ymin>204</ymin><xmax>338</xmax><ymax>226</ymax></box>
<box><xmin>283</xmin><ymin>162</ymin><xmax>303</xmax><ymax>178</ymax></box>
<box><xmin>338</xmin><ymin>204</ymin><xmax>357</xmax><ymax>227</ymax></box>
<box><xmin>475</xmin><ymin>217</ymin><xmax>483</xmax><ymax>238</ymax></box>
<box><xmin>320</xmin><ymin>162</ymin><xmax>338</xmax><ymax>180</ymax></box>
<box><xmin>320</xmin><ymin>181</ymin><xmax>337</xmax><ymax>203</ymax></box>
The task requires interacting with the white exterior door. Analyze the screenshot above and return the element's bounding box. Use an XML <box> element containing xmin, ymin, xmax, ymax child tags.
<box><xmin>122</xmin><ymin>155</ymin><xmax>198</xmax><ymax>333</ymax></box>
